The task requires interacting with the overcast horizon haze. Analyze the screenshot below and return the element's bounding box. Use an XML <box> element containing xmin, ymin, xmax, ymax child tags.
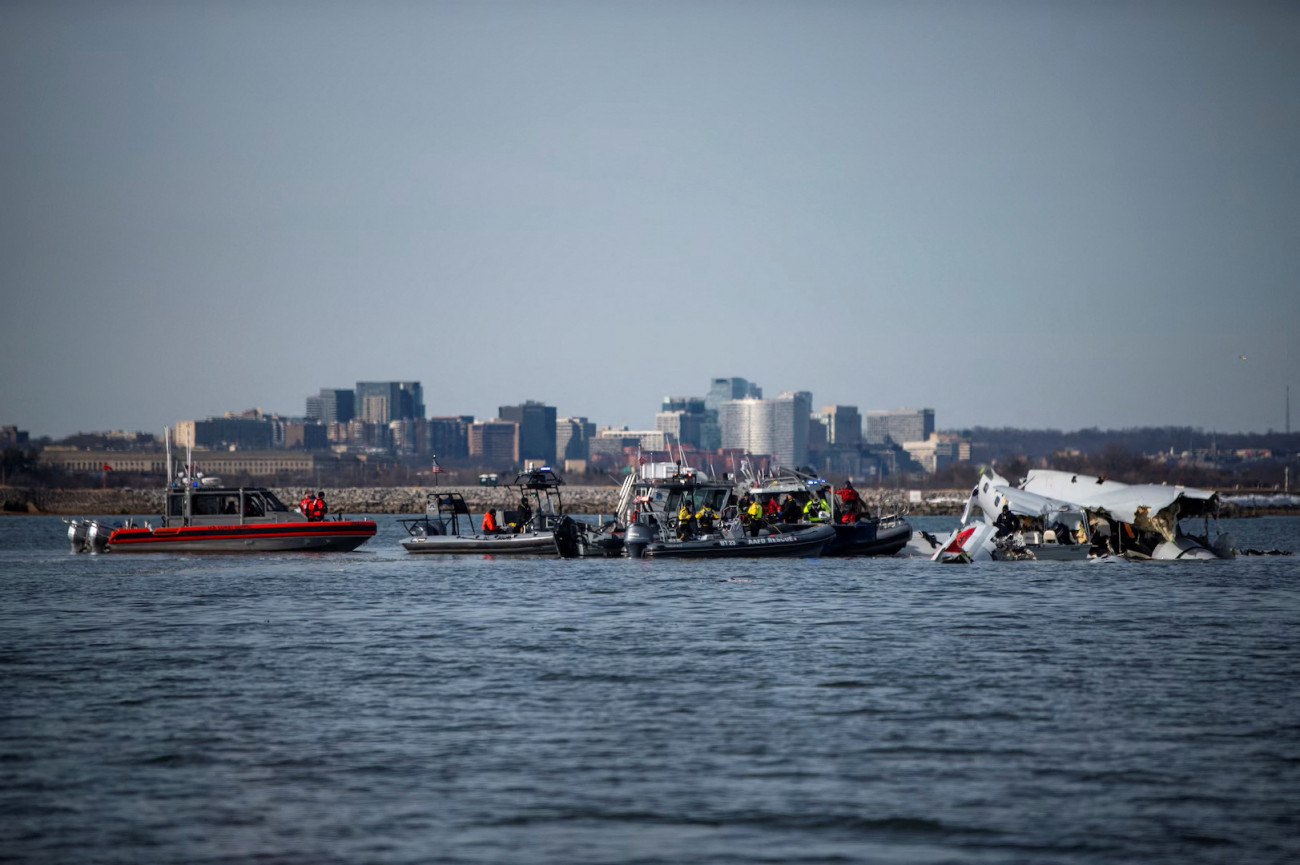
<box><xmin>3</xmin><ymin>2</ymin><xmax>1298</xmax><ymax>440</ymax></box>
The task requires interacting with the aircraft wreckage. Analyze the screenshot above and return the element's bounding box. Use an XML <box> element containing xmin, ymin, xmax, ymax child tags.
<box><xmin>933</xmin><ymin>468</ymin><xmax>1234</xmax><ymax>562</ymax></box>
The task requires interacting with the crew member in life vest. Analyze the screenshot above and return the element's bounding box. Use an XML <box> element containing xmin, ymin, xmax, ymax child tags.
<box><xmin>676</xmin><ymin>502</ymin><xmax>693</xmax><ymax>540</ymax></box>
<box><xmin>307</xmin><ymin>491</ymin><xmax>328</xmax><ymax>522</ymax></box>
<box><xmin>835</xmin><ymin>480</ymin><xmax>862</xmax><ymax>524</ymax></box>
<box><xmin>763</xmin><ymin>495</ymin><xmax>780</xmax><ymax>517</ymax></box>
<box><xmin>299</xmin><ymin>491</ymin><xmax>313</xmax><ymax>515</ymax></box>
<box><xmin>746</xmin><ymin>498</ymin><xmax>764</xmax><ymax>537</ymax></box>
<box><xmin>694</xmin><ymin>503</ymin><xmax>719</xmax><ymax>534</ymax></box>
<box><xmin>803</xmin><ymin>493</ymin><xmax>830</xmax><ymax>523</ymax></box>
<box><xmin>482</xmin><ymin>507</ymin><xmax>499</xmax><ymax>534</ymax></box>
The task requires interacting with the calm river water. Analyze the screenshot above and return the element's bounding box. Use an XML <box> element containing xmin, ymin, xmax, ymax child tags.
<box><xmin>2</xmin><ymin>515</ymin><xmax>1298</xmax><ymax>864</ymax></box>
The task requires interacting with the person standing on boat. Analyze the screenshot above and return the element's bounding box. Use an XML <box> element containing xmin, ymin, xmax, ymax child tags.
<box><xmin>482</xmin><ymin>507</ymin><xmax>499</xmax><ymax>534</ymax></box>
<box><xmin>746</xmin><ymin>498</ymin><xmax>763</xmax><ymax>537</ymax></box>
<box><xmin>779</xmin><ymin>495</ymin><xmax>801</xmax><ymax>524</ymax></box>
<box><xmin>835</xmin><ymin>481</ymin><xmax>862</xmax><ymax>524</ymax></box>
<box><xmin>307</xmin><ymin>492</ymin><xmax>328</xmax><ymax>522</ymax></box>
<box><xmin>763</xmin><ymin>495</ymin><xmax>780</xmax><ymax>517</ymax></box>
<box><xmin>695</xmin><ymin>503</ymin><xmax>719</xmax><ymax>534</ymax></box>
<box><xmin>517</xmin><ymin>495</ymin><xmax>532</xmax><ymax>532</ymax></box>
<box><xmin>299</xmin><ymin>491</ymin><xmax>313</xmax><ymax>515</ymax></box>
<box><xmin>676</xmin><ymin>501</ymin><xmax>693</xmax><ymax>540</ymax></box>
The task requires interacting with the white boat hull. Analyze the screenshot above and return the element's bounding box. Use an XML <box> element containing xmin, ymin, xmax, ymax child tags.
<box><xmin>401</xmin><ymin>531</ymin><xmax>557</xmax><ymax>555</ymax></box>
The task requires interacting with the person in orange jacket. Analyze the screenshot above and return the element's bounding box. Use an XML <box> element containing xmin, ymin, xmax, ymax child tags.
<box><xmin>482</xmin><ymin>508</ymin><xmax>499</xmax><ymax>534</ymax></box>
<box><xmin>835</xmin><ymin>481</ymin><xmax>862</xmax><ymax>523</ymax></box>
<box><xmin>307</xmin><ymin>492</ymin><xmax>327</xmax><ymax>522</ymax></box>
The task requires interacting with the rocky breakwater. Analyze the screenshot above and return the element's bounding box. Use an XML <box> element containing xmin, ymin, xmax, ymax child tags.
<box><xmin>2</xmin><ymin>488</ymin><xmax>165</xmax><ymax>515</ymax></box>
<box><xmin>317</xmin><ymin>486</ymin><xmax>624</xmax><ymax>515</ymax></box>
<box><xmin>1</xmin><ymin>486</ymin><xmax>626</xmax><ymax>516</ymax></box>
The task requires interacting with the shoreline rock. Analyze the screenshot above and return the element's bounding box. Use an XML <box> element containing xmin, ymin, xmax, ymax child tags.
<box><xmin>4</xmin><ymin>486</ymin><xmax>1293</xmax><ymax>518</ymax></box>
<box><xmin>2</xmin><ymin>485</ymin><xmax>966</xmax><ymax>517</ymax></box>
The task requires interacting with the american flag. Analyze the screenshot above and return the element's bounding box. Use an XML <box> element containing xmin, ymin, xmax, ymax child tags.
<box><xmin>430</xmin><ymin>464</ymin><xmax>444</xmax><ymax>473</ymax></box>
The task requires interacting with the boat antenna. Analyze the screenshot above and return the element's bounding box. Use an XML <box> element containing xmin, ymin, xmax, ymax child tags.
<box><xmin>183</xmin><ymin>434</ymin><xmax>194</xmax><ymax>525</ymax></box>
<box><xmin>671</xmin><ymin>433</ymin><xmax>690</xmax><ymax>472</ymax></box>
<box><xmin>164</xmin><ymin>426</ymin><xmax>173</xmax><ymax>488</ymax></box>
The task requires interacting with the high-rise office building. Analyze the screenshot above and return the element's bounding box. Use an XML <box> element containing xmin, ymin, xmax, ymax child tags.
<box><xmin>176</xmin><ymin>417</ymin><xmax>273</xmax><ymax>450</ymax></box>
<box><xmin>283</xmin><ymin>422</ymin><xmax>329</xmax><ymax>450</ymax></box>
<box><xmin>705</xmin><ymin>377</ymin><xmax>761</xmax><ymax>410</ymax></box>
<box><xmin>771</xmin><ymin>391</ymin><xmax>811</xmax><ymax>468</ymax></box>
<box><xmin>468</xmin><ymin>420</ymin><xmax>519</xmax><ymax>467</ymax></box>
<box><xmin>820</xmin><ymin>405</ymin><xmax>862</xmax><ymax>448</ymax></box>
<box><xmin>702</xmin><ymin>379</ymin><xmax>761</xmax><ymax>450</ymax></box>
<box><xmin>808</xmin><ymin>414</ymin><xmax>829</xmax><ymax>455</ymax></box>
<box><xmin>426</xmin><ymin>415</ymin><xmax>473</xmax><ymax>460</ymax></box>
<box><xmin>556</xmin><ymin>417</ymin><xmax>595</xmax><ymax>461</ymax></box>
<box><xmin>306</xmin><ymin>388</ymin><xmax>356</xmax><ymax>426</ymax></box>
<box><xmin>355</xmin><ymin>382</ymin><xmax>424</xmax><ymax>425</ymax></box>
<box><xmin>657</xmin><ymin>396</ymin><xmax>707</xmax><ymax>448</ymax></box>
<box><xmin>498</xmin><ymin>401</ymin><xmax>557</xmax><ymax>464</ymax></box>
<box><xmin>719</xmin><ymin>398</ymin><xmax>775</xmax><ymax>457</ymax></box>
<box><xmin>588</xmin><ymin>428</ymin><xmax>667</xmax><ymax>461</ymax></box>
<box><xmin>865</xmin><ymin>408</ymin><xmax>935</xmax><ymax>446</ymax></box>
<box><xmin>718</xmin><ymin>391</ymin><xmax>812</xmax><ymax>467</ymax></box>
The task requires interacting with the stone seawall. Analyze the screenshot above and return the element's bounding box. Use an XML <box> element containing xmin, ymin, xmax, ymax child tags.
<box><xmin>6</xmin><ymin>486</ymin><xmax>1292</xmax><ymax>518</ymax></box>
<box><xmin>2</xmin><ymin>486</ymin><xmax>969</xmax><ymax>516</ymax></box>
<box><xmin>0</xmin><ymin>486</ymin><xmax>622</xmax><ymax>516</ymax></box>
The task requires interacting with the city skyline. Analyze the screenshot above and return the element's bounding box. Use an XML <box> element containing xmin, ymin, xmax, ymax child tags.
<box><xmin>5</xmin><ymin>374</ymin><xmax>1298</xmax><ymax>442</ymax></box>
<box><xmin>3</xmin><ymin>3</ymin><xmax>1298</xmax><ymax>439</ymax></box>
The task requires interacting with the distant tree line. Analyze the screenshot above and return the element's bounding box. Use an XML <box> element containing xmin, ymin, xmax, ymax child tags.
<box><xmin>961</xmin><ymin>426</ymin><xmax>1300</xmax><ymax>463</ymax></box>
<box><xmin>940</xmin><ymin>427</ymin><xmax>1300</xmax><ymax>490</ymax></box>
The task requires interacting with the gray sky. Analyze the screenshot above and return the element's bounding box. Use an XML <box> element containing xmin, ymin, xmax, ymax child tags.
<box><xmin>3</xmin><ymin>1</ymin><xmax>1298</xmax><ymax>439</ymax></box>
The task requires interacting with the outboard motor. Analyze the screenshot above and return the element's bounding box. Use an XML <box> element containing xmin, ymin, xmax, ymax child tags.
<box><xmin>86</xmin><ymin>520</ymin><xmax>112</xmax><ymax>554</ymax></box>
<box><xmin>624</xmin><ymin>521</ymin><xmax>654</xmax><ymax>559</ymax></box>
<box><xmin>553</xmin><ymin>516</ymin><xmax>582</xmax><ymax>559</ymax></box>
<box><xmin>67</xmin><ymin>519</ymin><xmax>89</xmax><ymax>553</ymax></box>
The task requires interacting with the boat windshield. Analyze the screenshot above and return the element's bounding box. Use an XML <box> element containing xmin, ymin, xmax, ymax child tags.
<box><xmin>260</xmin><ymin>491</ymin><xmax>289</xmax><ymax>512</ymax></box>
<box><xmin>663</xmin><ymin>486</ymin><xmax>730</xmax><ymax>514</ymax></box>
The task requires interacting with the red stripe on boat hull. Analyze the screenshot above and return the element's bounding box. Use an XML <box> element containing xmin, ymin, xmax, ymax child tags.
<box><xmin>107</xmin><ymin>521</ymin><xmax>377</xmax><ymax>553</ymax></box>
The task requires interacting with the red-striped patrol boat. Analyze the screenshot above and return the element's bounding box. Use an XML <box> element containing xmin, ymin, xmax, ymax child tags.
<box><xmin>69</xmin><ymin>485</ymin><xmax>376</xmax><ymax>553</ymax></box>
<box><xmin>66</xmin><ymin>429</ymin><xmax>375</xmax><ymax>554</ymax></box>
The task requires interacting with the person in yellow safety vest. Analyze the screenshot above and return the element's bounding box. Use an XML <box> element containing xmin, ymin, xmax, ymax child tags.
<box><xmin>695</xmin><ymin>504</ymin><xmax>719</xmax><ymax>534</ymax></box>
<box><xmin>746</xmin><ymin>499</ymin><xmax>763</xmax><ymax>537</ymax></box>
<box><xmin>803</xmin><ymin>494</ymin><xmax>830</xmax><ymax>523</ymax></box>
<box><xmin>676</xmin><ymin>502</ymin><xmax>693</xmax><ymax>540</ymax></box>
